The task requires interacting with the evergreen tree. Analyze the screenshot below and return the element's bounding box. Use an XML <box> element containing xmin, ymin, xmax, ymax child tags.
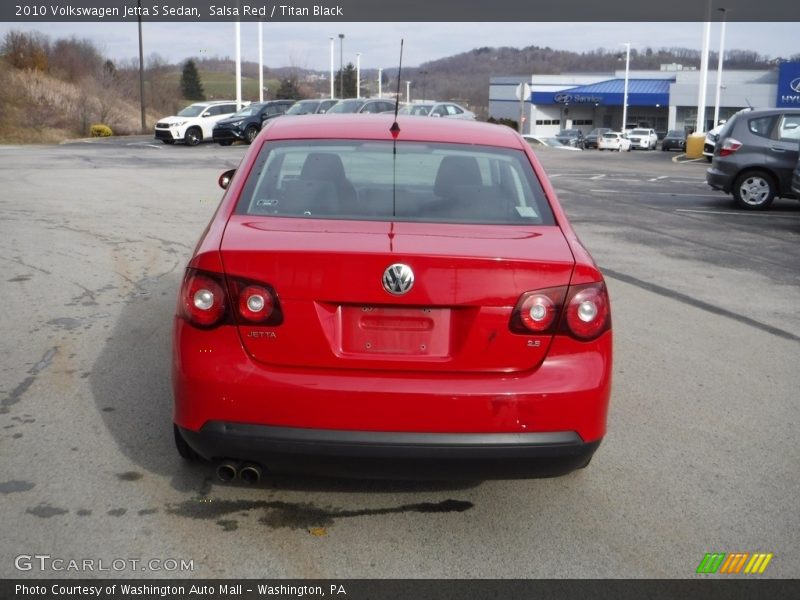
<box><xmin>276</xmin><ymin>77</ymin><xmax>300</xmax><ymax>99</ymax></box>
<box><xmin>335</xmin><ymin>63</ymin><xmax>357</xmax><ymax>98</ymax></box>
<box><xmin>180</xmin><ymin>59</ymin><xmax>205</xmax><ymax>100</ymax></box>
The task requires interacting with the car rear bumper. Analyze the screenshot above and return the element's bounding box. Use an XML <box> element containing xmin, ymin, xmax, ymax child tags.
<box><xmin>173</xmin><ymin>320</ymin><xmax>612</xmax><ymax>477</ymax></box>
<box><xmin>706</xmin><ymin>165</ymin><xmax>733</xmax><ymax>192</ymax></box>
<box><xmin>179</xmin><ymin>422</ymin><xmax>601</xmax><ymax>479</ymax></box>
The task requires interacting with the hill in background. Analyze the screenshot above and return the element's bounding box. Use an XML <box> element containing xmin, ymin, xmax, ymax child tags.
<box><xmin>1</xmin><ymin>29</ymin><xmax>793</xmax><ymax>143</ymax></box>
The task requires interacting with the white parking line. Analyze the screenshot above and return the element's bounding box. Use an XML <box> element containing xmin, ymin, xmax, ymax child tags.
<box><xmin>675</xmin><ymin>209</ymin><xmax>800</xmax><ymax>218</ymax></box>
<box><xmin>648</xmin><ymin>175</ymin><xmax>669</xmax><ymax>181</ymax></box>
<box><xmin>590</xmin><ymin>174</ymin><xmax>606</xmax><ymax>180</ymax></box>
<box><xmin>590</xmin><ymin>189</ymin><xmax>723</xmax><ymax>198</ymax></box>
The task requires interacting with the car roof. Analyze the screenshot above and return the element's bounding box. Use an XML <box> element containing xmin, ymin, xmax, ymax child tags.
<box><xmin>263</xmin><ymin>114</ymin><xmax>523</xmax><ymax>148</ymax></box>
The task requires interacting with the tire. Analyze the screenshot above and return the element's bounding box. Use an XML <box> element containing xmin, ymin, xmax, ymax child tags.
<box><xmin>218</xmin><ymin>140</ymin><xmax>233</xmax><ymax>147</ymax></box>
<box><xmin>705</xmin><ymin>155</ymin><xmax>712</xmax><ymax>163</ymax></box>
<box><xmin>244</xmin><ymin>126</ymin><xmax>259</xmax><ymax>144</ymax></box>
<box><xmin>732</xmin><ymin>171</ymin><xmax>776</xmax><ymax>210</ymax></box>
<box><xmin>161</xmin><ymin>139</ymin><xmax>175</xmax><ymax>145</ymax></box>
<box><xmin>174</xmin><ymin>425</ymin><xmax>200</xmax><ymax>461</ymax></box>
<box><xmin>184</xmin><ymin>127</ymin><xmax>202</xmax><ymax>147</ymax></box>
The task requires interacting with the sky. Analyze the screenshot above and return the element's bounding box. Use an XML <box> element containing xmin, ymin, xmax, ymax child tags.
<box><xmin>0</xmin><ymin>21</ymin><xmax>797</xmax><ymax>72</ymax></box>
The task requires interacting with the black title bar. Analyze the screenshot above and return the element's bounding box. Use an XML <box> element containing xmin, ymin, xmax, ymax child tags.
<box><xmin>2</xmin><ymin>0</ymin><xmax>799</xmax><ymax>22</ymax></box>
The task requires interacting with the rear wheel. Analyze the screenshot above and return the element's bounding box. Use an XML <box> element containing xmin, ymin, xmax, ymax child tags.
<box><xmin>174</xmin><ymin>425</ymin><xmax>200</xmax><ymax>461</ymax></box>
<box><xmin>733</xmin><ymin>171</ymin><xmax>775</xmax><ymax>210</ymax></box>
<box><xmin>184</xmin><ymin>127</ymin><xmax>202</xmax><ymax>147</ymax></box>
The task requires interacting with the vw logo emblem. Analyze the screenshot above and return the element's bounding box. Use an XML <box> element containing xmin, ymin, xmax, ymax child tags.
<box><xmin>790</xmin><ymin>78</ymin><xmax>800</xmax><ymax>93</ymax></box>
<box><xmin>382</xmin><ymin>264</ymin><xmax>414</xmax><ymax>295</ymax></box>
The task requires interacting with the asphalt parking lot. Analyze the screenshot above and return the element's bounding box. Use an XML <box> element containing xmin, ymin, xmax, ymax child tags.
<box><xmin>0</xmin><ymin>136</ymin><xmax>798</xmax><ymax>579</ymax></box>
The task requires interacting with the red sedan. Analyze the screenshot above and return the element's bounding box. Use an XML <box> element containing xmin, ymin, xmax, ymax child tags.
<box><xmin>172</xmin><ymin>114</ymin><xmax>612</xmax><ymax>480</ymax></box>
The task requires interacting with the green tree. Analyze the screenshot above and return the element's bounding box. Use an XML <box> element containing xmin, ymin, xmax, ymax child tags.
<box><xmin>180</xmin><ymin>59</ymin><xmax>205</xmax><ymax>100</ymax></box>
<box><xmin>276</xmin><ymin>77</ymin><xmax>299</xmax><ymax>99</ymax></box>
<box><xmin>336</xmin><ymin>63</ymin><xmax>357</xmax><ymax>98</ymax></box>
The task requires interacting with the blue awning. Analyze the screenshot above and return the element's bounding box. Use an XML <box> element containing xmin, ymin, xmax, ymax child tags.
<box><xmin>531</xmin><ymin>79</ymin><xmax>672</xmax><ymax>107</ymax></box>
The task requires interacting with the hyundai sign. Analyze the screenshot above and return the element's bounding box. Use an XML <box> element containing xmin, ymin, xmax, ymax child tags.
<box><xmin>777</xmin><ymin>62</ymin><xmax>800</xmax><ymax>108</ymax></box>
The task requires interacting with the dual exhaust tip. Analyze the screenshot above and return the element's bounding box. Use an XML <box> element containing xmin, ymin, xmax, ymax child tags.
<box><xmin>216</xmin><ymin>461</ymin><xmax>263</xmax><ymax>484</ymax></box>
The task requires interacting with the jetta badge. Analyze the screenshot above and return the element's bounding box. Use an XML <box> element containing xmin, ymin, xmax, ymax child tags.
<box><xmin>382</xmin><ymin>264</ymin><xmax>414</xmax><ymax>295</ymax></box>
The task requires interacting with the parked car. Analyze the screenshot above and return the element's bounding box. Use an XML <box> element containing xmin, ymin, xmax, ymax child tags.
<box><xmin>792</xmin><ymin>148</ymin><xmax>800</xmax><ymax>197</ymax></box>
<box><xmin>627</xmin><ymin>128</ymin><xmax>658</xmax><ymax>150</ymax></box>
<box><xmin>522</xmin><ymin>134</ymin><xmax>582</xmax><ymax>151</ymax></box>
<box><xmin>396</xmin><ymin>102</ymin><xmax>476</xmax><ymax>120</ymax></box>
<box><xmin>154</xmin><ymin>101</ymin><xmax>243</xmax><ymax>146</ymax></box>
<box><xmin>703</xmin><ymin>123</ymin><xmax>726</xmax><ymax>162</ymax></box>
<box><xmin>661</xmin><ymin>129</ymin><xmax>687</xmax><ymax>152</ymax></box>
<box><xmin>326</xmin><ymin>98</ymin><xmax>397</xmax><ymax>114</ymax></box>
<box><xmin>172</xmin><ymin>115</ymin><xmax>612</xmax><ymax>480</ymax></box>
<box><xmin>212</xmin><ymin>100</ymin><xmax>294</xmax><ymax>145</ymax></box>
<box><xmin>398</xmin><ymin>103</ymin><xmax>432</xmax><ymax>116</ymax></box>
<box><xmin>706</xmin><ymin>108</ymin><xmax>800</xmax><ymax>210</ymax></box>
<box><xmin>584</xmin><ymin>128</ymin><xmax>612</xmax><ymax>149</ymax></box>
<box><xmin>554</xmin><ymin>129</ymin><xmax>585</xmax><ymax>149</ymax></box>
<box><xmin>597</xmin><ymin>131</ymin><xmax>632</xmax><ymax>152</ymax></box>
<box><xmin>285</xmin><ymin>98</ymin><xmax>339</xmax><ymax>115</ymax></box>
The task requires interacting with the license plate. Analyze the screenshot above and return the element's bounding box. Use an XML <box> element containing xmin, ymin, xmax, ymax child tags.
<box><xmin>340</xmin><ymin>306</ymin><xmax>451</xmax><ymax>356</ymax></box>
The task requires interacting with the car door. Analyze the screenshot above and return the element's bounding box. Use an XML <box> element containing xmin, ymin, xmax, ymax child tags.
<box><xmin>768</xmin><ymin>113</ymin><xmax>800</xmax><ymax>192</ymax></box>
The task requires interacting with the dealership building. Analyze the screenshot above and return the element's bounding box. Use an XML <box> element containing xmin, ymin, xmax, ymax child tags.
<box><xmin>489</xmin><ymin>61</ymin><xmax>800</xmax><ymax>137</ymax></box>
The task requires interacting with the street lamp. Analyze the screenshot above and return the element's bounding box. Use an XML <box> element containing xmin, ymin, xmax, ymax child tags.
<box><xmin>621</xmin><ymin>42</ymin><xmax>631</xmax><ymax>131</ymax></box>
<box><xmin>329</xmin><ymin>37</ymin><xmax>334</xmax><ymax>99</ymax></box>
<box><xmin>356</xmin><ymin>53</ymin><xmax>361</xmax><ymax>99</ymax></box>
<box><xmin>713</xmin><ymin>8</ymin><xmax>730</xmax><ymax>127</ymax></box>
<box><xmin>338</xmin><ymin>33</ymin><xmax>344</xmax><ymax>98</ymax></box>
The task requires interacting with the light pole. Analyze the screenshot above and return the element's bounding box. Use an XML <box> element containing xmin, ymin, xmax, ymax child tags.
<box><xmin>338</xmin><ymin>34</ymin><xmax>344</xmax><ymax>98</ymax></box>
<box><xmin>378</xmin><ymin>68</ymin><xmax>383</xmax><ymax>98</ymax></box>
<box><xmin>136</xmin><ymin>0</ymin><xmax>145</xmax><ymax>132</ymax></box>
<box><xmin>621</xmin><ymin>42</ymin><xmax>631</xmax><ymax>131</ymax></box>
<box><xmin>696</xmin><ymin>0</ymin><xmax>713</xmax><ymax>134</ymax></box>
<box><xmin>406</xmin><ymin>81</ymin><xmax>411</xmax><ymax>103</ymax></box>
<box><xmin>235</xmin><ymin>21</ymin><xmax>242</xmax><ymax>110</ymax></box>
<box><xmin>258</xmin><ymin>21</ymin><xmax>264</xmax><ymax>102</ymax></box>
<box><xmin>329</xmin><ymin>37</ymin><xmax>334</xmax><ymax>99</ymax></box>
<box><xmin>713</xmin><ymin>8</ymin><xmax>729</xmax><ymax>127</ymax></box>
<box><xmin>356</xmin><ymin>53</ymin><xmax>361</xmax><ymax>99</ymax></box>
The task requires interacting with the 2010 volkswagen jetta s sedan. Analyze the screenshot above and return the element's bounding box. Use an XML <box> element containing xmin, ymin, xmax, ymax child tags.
<box><xmin>172</xmin><ymin>114</ymin><xmax>612</xmax><ymax>480</ymax></box>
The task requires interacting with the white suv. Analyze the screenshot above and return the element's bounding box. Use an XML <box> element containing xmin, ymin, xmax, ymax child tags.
<box><xmin>154</xmin><ymin>101</ymin><xmax>244</xmax><ymax>146</ymax></box>
<box><xmin>627</xmin><ymin>128</ymin><xmax>658</xmax><ymax>150</ymax></box>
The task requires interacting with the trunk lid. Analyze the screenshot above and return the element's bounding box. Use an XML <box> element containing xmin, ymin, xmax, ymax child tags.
<box><xmin>221</xmin><ymin>216</ymin><xmax>575</xmax><ymax>373</ymax></box>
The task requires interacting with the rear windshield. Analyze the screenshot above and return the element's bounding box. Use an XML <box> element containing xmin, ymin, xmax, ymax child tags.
<box><xmin>286</xmin><ymin>101</ymin><xmax>319</xmax><ymax>115</ymax></box>
<box><xmin>235</xmin><ymin>141</ymin><xmax>555</xmax><ymax>225</ymax></box>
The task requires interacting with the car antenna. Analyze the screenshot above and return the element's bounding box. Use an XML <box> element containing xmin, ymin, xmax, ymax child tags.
<box><xmin>390</xmin><ymin>39</ymin><xmax>403</xmax><ymax>138</ymax></box>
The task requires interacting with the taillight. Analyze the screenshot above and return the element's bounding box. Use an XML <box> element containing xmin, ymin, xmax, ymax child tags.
<box><xmin>237</xmin><ymin>285</ymin><xmax>275</xmax><ymax>323</ymax></box>
<box><xmin>562</xmin><ymin>282</ymin><xmax>610</xmax><ymax>341</ymax></box>
<box><xmin>510</xmin><ymin>282</ymin><xmax>610</xmax><ymax>341</ymax></box>
<box><xmin>179</xmin><ymin>270</ymin><xmax>283</xmax><ymax>328</ymax></box>
<box><xmin>181</xmin><ymin>270</ymin><xmax>226</xmax><ymax>327</ymax></box>
<box><xmin>227</xmin><ymin>278</ymin><xmax>283</xmax><ymax>326</ymax></box>
<box><xmin>718</xmin><ymin>138</ymin><xmax>742</xmax><ymax>157</ymax></box>
<box><xmin>510</xmin><ymin>287</ymin><xmax>566</xmax><ymax>335</ymax></box>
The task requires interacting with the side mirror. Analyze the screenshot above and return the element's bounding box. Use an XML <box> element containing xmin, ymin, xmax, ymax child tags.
<box><xmin>218</xmin><ymin>168</ymin><xmax>236</xmax><ymax>190</ymax></box>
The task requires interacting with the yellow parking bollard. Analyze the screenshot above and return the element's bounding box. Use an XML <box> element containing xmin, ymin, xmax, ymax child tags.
<box><xmin>685</xmin><ymin>133</ymin><xmax>706</xmax><ymax>159</ymax></box>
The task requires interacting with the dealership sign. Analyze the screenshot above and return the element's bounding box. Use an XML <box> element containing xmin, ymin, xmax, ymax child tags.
<box><xmin>553</xmin><ymin>93</ymin><xmax>604</xmax><ymax>104</ymax></box>
<box><xmin>777</xmin><ymin>62</ymin><xmax>800</xmax><ymax>107</ymax></box>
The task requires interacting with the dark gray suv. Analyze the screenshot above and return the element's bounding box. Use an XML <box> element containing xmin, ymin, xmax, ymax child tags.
<box><xmin>706</xmin><ymin>108</ymin><xmax>800</xmax><ymax>210</ymax></box>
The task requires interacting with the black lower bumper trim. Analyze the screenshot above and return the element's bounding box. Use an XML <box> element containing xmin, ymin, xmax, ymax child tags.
<box><xmin>179</xmin><ymin>422</ymin><xmax>601</xmax><ymax>480</ymax></box>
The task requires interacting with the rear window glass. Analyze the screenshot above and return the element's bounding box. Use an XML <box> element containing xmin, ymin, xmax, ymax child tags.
<box><xmin>748</xmin><ymin>116</ymin><xmax>775</xmax><ymax>138</ymax></box>
<box><xmin>235</xmin><ymin>141</ymin><xmax>555</xmax><ymax>226</ymax></box>
<box><xmin>778</xmin><ymin>114</ymin><xmax>800</xmax><ymax>142</ymax></box>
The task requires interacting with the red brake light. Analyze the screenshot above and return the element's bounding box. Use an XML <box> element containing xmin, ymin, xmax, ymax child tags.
<box><xmin>562</xmin><ymin>283</ymin><xmax>610</xmax><ymax>341</ymax></box>
<box><xmin>718</xmin><ymin>138</ymin><xmax>742</xmax><ymax>157</ymax></box>
<box><xmin>510</xmin><ymin>287</ymin><xmax>566</xmax><ymax>334</ymax></box>
<box><xmin>237</xmin><ymin>285</ymin><xmax>275</xmax><ymax>323</ymax></box>
<box><xmin>181</xmin><ymin>270</ymin><xmax>226</xmax><ymax>327</ymax></box>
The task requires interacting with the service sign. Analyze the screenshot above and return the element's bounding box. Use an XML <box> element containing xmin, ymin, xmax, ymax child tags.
<box><xmin>776</xmin><ymin>62</ymin><xmax>800</xmax><ymax>108</ymax></box>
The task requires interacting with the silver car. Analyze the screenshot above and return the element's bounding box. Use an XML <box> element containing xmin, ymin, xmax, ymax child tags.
<box><xmin>399</xmin><ymin>102</ymin><xmax>476</xmax><ymax>120</ymax></box>
<box><xmin>706</xmin><ymin>108</ymin><xmax>800</xmax><ymax>210</ymax></box>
